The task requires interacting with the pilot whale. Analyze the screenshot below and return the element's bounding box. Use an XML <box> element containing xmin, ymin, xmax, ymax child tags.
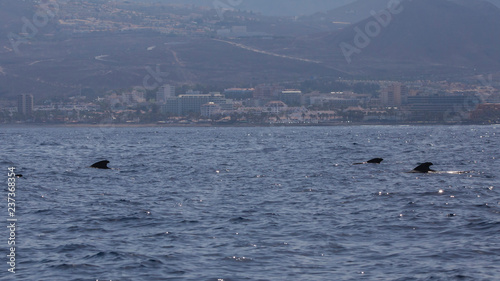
<box><xmin>354</xmin><ymin>158</ymin><xmax>383</xmax><ymax>165</ymax></box>
<box><xmin>410</xmin><ymin>162</ymin><xmax>469</xmax><ymax>174</ymax></box>
<box><xmin>90</xmin><ymin>160</ymin><xmax>110</xmax><ymax>169</ymax></box>
<box><xmin>411</xmin><ymin>162</ymin><xmax>435</xmax><ymax>173</ymax></box>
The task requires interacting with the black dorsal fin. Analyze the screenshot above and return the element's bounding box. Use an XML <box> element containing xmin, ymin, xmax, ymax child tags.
<box><xmin>91</xmin><ymin>160</ymin><xmax>110</xmax><ymax>169</ymax></box>
<box><xmin>413</xmin><ymin>162</ymin><xmax>434</xmax><ymax>173</ymax></box>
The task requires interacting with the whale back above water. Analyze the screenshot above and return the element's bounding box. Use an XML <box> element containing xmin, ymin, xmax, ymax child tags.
<box><xmin>354</xmin><ymin>158</ymin><xmax>384</xmax><ymax>165</ymax></box>
<box><xmin>367</xmin><ymin>158</ymin><xmax>384</xmax><ymax>164</ymax></box>
<box><xmin>91</xmin><ymin>160</ymin><xmax>110</xmax><ymax>169</ymax></box>
<box><xmin>412</xmin><ymin>162</ymin><xmax>434</xmax><ymax>173</ymax></box>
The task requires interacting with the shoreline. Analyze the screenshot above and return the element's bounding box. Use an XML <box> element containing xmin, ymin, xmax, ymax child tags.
<box><xmin>1</xmin><ymin>122</ymin><xmax>498</xmax><ymax>128</ymax></box>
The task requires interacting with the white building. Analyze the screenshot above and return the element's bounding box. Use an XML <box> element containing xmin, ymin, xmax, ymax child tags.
<box><xmin>265</xmin><ymin>101</ymin><xmax>288</xmax><ymax>114</ymax></box>
<box><xmin>156</xmin><ymin>84</ymin><xmax>175</xmax><ymax>104</ymax></box>
<box><xmin>201</xmin><ymin>102</ymin><xmax>221</xmax><ymax>117</ymax></box>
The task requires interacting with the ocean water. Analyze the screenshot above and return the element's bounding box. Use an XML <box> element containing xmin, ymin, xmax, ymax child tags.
<box><xmin>1</xmin><ymin>125</ymin><xmax>499</xmax><ymax>281</ymax></box>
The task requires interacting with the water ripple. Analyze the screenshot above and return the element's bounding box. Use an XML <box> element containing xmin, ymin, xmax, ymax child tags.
<box><xmin>1</xmin><ymin>126</ymin><xmax>499</xmax><ymax>280</ymax></box>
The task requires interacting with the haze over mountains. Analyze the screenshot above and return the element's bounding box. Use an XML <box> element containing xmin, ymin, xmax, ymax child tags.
<box><xmin>314</xmin><ymin>0</ymin><xmax>500</xmax><ymax>74</ymax></box>
<box><xmin>132</xmin><ymin>0</ymin><xmax>500</xmax><ymax>17</ymax></box>
<box><xmin>307</xmin><ymin>0</ymin><xmax>500</xmax><ymax>23</ymax></box>
<box><xmin>1</xmin><ymin>0</ymin><xmax>500</xmax><ymax>99</ymax></box>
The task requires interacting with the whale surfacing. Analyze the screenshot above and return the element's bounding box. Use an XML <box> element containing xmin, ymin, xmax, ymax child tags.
<box><xmin>91</xmin><ymin>160</ymin><xmax>110</xmax><ymax>169</ymax></box>
<box><xmin>411</xmin><ymin>162</ymin><xmax>435</xmax><ymax>173</ymax></box>
<box><xmin>367</xmin><ymin>158</ymin><xmax>384</xmax><ymax>164</ymax></box>
<box><xmin>354</xmin><ymin>158</ymin><xmax>383</xmax><ymax>165</ymax></box>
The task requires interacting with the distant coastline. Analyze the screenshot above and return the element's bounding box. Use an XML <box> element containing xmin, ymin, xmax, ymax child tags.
<box><xmin>1</xmin><ymin>121</ymin><xmax>497</xmax><ymax>128</ymax></box>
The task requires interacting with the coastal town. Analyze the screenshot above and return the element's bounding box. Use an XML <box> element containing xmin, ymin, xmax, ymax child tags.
<box><xmin>48</xmin><ymin>0</ymin><xmax>267</xmax><ymax>37</ymax></box>
<box><xmin>5</xmin><ymin>79</ymin><xmax>500</xmax><ymax>125</ymax></box>
<box><xmin>2</xmin><ymin>1</ymin><xmax>500</xmax><ymax>126</ymax></box>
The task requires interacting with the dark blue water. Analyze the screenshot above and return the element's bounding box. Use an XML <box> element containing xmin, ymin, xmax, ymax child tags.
<box><xmin>1</xmin><ymin>125</ymin><xmax>499</xmax><ymax>280</ymax></box>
